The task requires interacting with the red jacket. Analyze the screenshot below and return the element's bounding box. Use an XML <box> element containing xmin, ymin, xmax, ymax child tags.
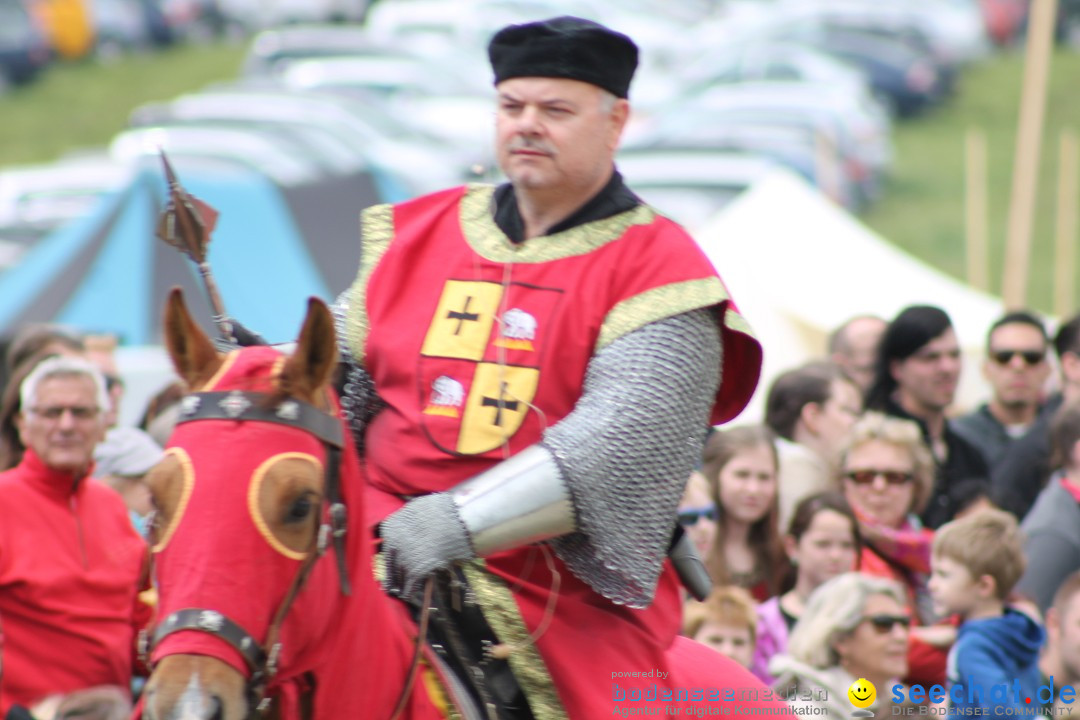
<box><xmin>0</xmin><ymin>449</ymin><xmax>149</xmax><ymax>715</ymax></box>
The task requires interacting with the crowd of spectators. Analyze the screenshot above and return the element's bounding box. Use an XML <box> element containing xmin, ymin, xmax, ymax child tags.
<box><xmin>3</xmin><ymin>299</ymin><xmax>1080</xmax><ymax>717</ymax></box>
<box><xmin>682</xmin><ymin>303</ymin><xmax>1080</xmax><ymax>719</ymax></box>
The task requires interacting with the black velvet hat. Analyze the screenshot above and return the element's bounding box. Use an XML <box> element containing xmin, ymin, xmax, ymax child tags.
<box><xmin>487</xmin><ymin>16</ymin><xmax>639</xmax><ymax>99</ymax></box>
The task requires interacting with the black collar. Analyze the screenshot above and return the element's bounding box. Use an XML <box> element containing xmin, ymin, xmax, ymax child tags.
<box><xmin>492</xmin><ymin>170</ymin><xmax>640</xmax><ymax>244</ymax></box>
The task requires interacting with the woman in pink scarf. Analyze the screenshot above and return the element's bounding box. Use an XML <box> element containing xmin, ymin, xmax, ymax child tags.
<box><xmin>839</xmin><ymin>412</ymin><xmax>955</xmax><ymax>688</ymax></box>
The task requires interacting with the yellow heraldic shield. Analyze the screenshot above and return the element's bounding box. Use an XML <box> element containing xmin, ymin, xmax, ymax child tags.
<box><xmin>420</xmin><ymin>280</ymin><xmax>503</xmax><ymax>361</ymax></box>
<box><xmin>417</xmin><ymin>278</ymin><xmax>563</xmax><ymax>456</ymax></box>
<box><xmin>458</xmin><ymin>363</ymin><xmax>540</xmax><ymax>454</ymax></box>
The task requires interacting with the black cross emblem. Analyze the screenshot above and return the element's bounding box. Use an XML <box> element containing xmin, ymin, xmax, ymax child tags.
<box><xmin>481</xmin><ymin>382</ymin><xmax>520</xmax><ymax>427</ymax></box>
<box><xmin>447</xmin><ymin>296</ymin><xmax>481</xmax><ymax>335</ymax></box>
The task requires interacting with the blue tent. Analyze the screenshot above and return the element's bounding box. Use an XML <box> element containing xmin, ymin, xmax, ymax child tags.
<box><xmin>0</xmin><ymin>159</ymin><xmax>400</xmax><ymax>345</ymax></box>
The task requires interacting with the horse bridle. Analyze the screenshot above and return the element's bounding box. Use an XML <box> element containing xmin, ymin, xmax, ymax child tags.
<box><xmin>141</xmin><ymin>389</ymin><xmax>351</xmax><ymax>714</ymax></box>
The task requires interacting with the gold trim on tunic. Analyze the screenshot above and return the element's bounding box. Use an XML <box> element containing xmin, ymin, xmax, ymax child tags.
<box><xmin>344</xmin><ymin>203</ymin><xmax>394</xmax><ymax>363</ymax></box>
<box><xmin>724</xmin><ymin>306</ymin><xmax>755</xmax><ymax>337</ymax></box>
<box><xmin>458</xmin><ymin>184</ymin><xmax>656</xmax><ymax>264</ymax></box>
<box><xmin>461</xmin><ymin>560</ymin><xmax>568</xmax><ymax>720</ymax></box>
<box><xmin>596</xmin><ymin>277</ymin><xmax>730</xmax><ymax>351</ymax></box>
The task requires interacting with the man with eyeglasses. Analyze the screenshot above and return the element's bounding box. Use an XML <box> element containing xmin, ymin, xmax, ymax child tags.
<box><xmin>0</xmin><ymin>355</ymin><xmax>149</xmax><ymax>718</ymax></box>
<box><xmin>953</xmin><ymin>311</ymin><xmax>1051</xmax><ymax>468</ymax></box>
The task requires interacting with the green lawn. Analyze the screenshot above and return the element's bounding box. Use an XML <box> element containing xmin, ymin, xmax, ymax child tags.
<box><xmin>861</xmin><ymin>49</ymin><xmax>1080</xmax><ymax>314</ymax></box>
<box><xmin>0</xmin><ymin>42</ymin><xmax>247</xmax><ymax>168</ymax></box>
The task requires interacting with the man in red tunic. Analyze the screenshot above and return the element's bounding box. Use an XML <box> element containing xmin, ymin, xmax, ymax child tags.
<box><xmin>335</xmin><ymin>16</ymin><xmax>792</xmax><ymax>719</ymax></box>
<box><xmin>0</xmin><ymin>356</ymin><xmax>149</xmax><ymax>718</ymax></box>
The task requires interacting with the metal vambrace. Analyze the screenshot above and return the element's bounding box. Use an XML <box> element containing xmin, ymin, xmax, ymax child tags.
<box><xmin>379</xmin><ymin>446</ymin><xmax>573</xmax><ymax>599</ymax></box>
<box><xmin>450</xmin><ymin>445</ymin><xmax>576</xmax><ymax>556</ymax></box>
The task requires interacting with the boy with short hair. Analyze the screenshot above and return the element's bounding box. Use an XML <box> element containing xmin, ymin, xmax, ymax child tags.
<box><xmin>683</xmin><ymin>586</ymin><xmax>758</xmax><ymax>669</ymax></box>
<box><xmin>929</xmin><ymin>509</ymin><xmax>1044</xmax><ymax>718</ymax></box>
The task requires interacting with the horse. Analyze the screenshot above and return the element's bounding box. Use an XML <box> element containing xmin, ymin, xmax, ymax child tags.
<box><xmin>140</xmin><ymin>288</ymin><xmax>464</xmax><ymax>720</ymax></box>
<box><xmin>141</xmin><ymin>290</ymin><xmax>797</xmax><ymax>720</ymax></box>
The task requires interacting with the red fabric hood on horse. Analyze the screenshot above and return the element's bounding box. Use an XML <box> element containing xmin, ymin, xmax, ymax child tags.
<box><xmin>150</xmin><ymin>348</ymin><xmax>347</xmax><ymax>681</ymax></box>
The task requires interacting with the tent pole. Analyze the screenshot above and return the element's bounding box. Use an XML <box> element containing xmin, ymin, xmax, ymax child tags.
<box><xmin>1055</xmin><ymin>128</ymin><xmax>1078</xmax><ymax>318</ymax></box>
<box><xmin>965</xmin><ymin>127</ymin><xmax>989</xmax><ymax>292</ymax></box>
<box><xmin>1002</xmin><ymin>0</ymin><xmax>1058</xmax><ymax>309</ymax></box>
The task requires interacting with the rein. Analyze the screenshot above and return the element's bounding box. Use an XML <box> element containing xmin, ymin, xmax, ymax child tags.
<box><xmin>143</xmin><ymin>389</ymin><xmax>350</xmax><ymax>715</ymax></box>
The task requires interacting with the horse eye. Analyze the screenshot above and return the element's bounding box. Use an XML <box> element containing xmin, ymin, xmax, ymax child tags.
<box><xmin>284</xmin><ymin>495</ymin><xmax>315</xmax><ymax>524</ymax></box>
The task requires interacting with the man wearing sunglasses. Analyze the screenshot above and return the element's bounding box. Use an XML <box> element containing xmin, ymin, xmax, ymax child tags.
<box><xmin>990</xmin><ymin>312</ymin><xmax>1080</xmax><ymax>519</ymax></box>
<box><xmin>953</xmin><ymin>311</ymin><xmax>1051</xmax><ymax>468</ymax></box>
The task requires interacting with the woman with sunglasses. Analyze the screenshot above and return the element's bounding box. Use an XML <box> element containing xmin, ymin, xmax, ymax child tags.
<box><xmin>701</xmin><ymin>425</ymin><xmax>787</xmax><ymax>602</ymax></box>
<box><xmin>751</xmin><ymin>491</ymin><xmax>861</xmax><ymax>685</ymax></box>
<box><xmin>839</xmin><ymin>412</ymin><xmax>953</xmax><ymax>689</ymax></box>
<box><xmin>771</xmin><ymin>572</ymin><xmax>912</xmax><ymax>720</ymax></box>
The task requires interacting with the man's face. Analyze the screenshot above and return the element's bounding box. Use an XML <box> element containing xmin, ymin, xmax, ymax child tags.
<box><xmin>890</xmin><ymin>328</ymin><xmax>961</xmax><ymax>415</ymax></box>
<box><xmin>16</xmin><ymin>375</ymin><xmax>105</xmax><ymax>474</ymax></box>
<box><xmin>495</xmin><ymin>77</ymin><xmax>627</xmax><ymax>198</ymax></box>
<box><xmin>983</xmin><ymin>323</ymin><xmax>1049</xmax><ymax>410</ymax></box>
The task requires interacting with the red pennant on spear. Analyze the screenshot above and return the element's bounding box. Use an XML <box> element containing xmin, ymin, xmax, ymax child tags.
<box><xmin>155</xmin><ymin>148</ymin><xmax>235</xmax><ymax>342</ymax></box>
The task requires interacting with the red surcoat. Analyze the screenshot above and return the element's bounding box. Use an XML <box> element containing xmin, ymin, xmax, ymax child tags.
<box><xmin>343</xmin><ymin>185</ymin><xmax>785</xmax><ymax>718</ymax></box>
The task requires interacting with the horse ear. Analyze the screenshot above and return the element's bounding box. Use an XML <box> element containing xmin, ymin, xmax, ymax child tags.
<box><xmin>281</xmin><ymin>297</ymin><xmax>337</xmax><ymax>399</ymax></box>
<box><xmin>163</xmin><ymin>287</ymin><xmax>222</xmax><ymax>389</ymax></box>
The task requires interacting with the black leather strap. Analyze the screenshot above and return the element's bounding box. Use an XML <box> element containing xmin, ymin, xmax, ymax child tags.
<box><xmin>411</xmin><ymin>570</ymin><xmax>536</xmax><ymax>720</ymax></box>
<box><xmin>153</xmin><ymin>608</ymin><xmax>267</xmax><ymax>674</ymax></box>
<box><xmin>175</xmin><ymin>391</ymin><xmax>343</xmax><ymax>448</ymax></box>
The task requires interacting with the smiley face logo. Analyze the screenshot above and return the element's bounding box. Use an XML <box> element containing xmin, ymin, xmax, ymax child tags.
<box><xmin>848</xmin><ymin>678</ymin><xmax>876</xmax><ymax>709</ymax></box>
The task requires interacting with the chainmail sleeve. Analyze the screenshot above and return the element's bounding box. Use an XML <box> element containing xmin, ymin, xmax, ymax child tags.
<box><xmin>332</xmin><ymin>291</ymin><xmax>383</xmax><ymax>452</ymax></box>
<box><xmin>542</xmin><ymin>307</ymin><xmax>723</xmax><ymax>608</ymax></box>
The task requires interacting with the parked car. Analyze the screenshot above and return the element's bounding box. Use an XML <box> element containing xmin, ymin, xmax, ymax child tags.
<box><xmin>629</xmin><ymin>117</ymin><xmax>857</xmax><ymax>211</ymax></box>
<box><xmin>242</xmin><ymin>24</ymin><xmax>391</xmax><ymax>76</ymax></box>
<box><xmin>216</xmin><ymin>0</ymin><xmax>371</xmax><ymax>30</ymax></box>
<box><xmin>616</xmin><ymin>148</ymin><xmax>780</xmax><ymax>229</ymax></box>
<box><xmin>91</xmin><ymin>0</ymin><xmax>156</xmax><ymax>57</ymax></box>
<box><xmin>765</xmin><ymin>23</ymin><xmax>950</xmax><ymax>117</ymax></box>
<box><xmin>276</xmin><ymin>54</ymin><xmax>476</xmax><ymax>99</ymax></box>
<box><xmin>786</xmin><ymin>0</ymin><xmax>990</xmax><ymax>66</ymax></box>
<box><xmin>636</xmin><ymin>40</ymin><xmax>870</xmax><ymax>108</ymax></box>
<box><xmin>0</xmin><ymin>156</ymin><xmax>132</xmax><ymax>242</ymax></box>
<box><xmin>129</xmin><ymin>88</ymin><xmax>471</xmax><ymax>194</ymax></box>
<box><xmin>110</xmin><ymin>125</ymin><xmax>328</xmax><ymax>186</ymax></box>
<box><xmin>0</xmin><ymin>0</ymin><xmax>51</xmax><ymax>89</ymax></box>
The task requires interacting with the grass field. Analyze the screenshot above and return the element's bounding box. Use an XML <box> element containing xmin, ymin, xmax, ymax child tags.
<box><xmin>0</xmin><ymin>42</ymin><xmax>247</xmax><ymax>168</ymax></box>
<box><xmin>861</xmin><ymin>48</ymin><xmax>1080</xmax><ymax>315</ymax></box>
<box><xmin>1</xmin><ymin>42</ymin><xmax>1078</xmax><ymax>312</ymax></box>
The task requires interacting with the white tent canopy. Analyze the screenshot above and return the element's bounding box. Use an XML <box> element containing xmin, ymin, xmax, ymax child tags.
<box><xmin>694</xmin><ymin>170</ymin><xmax>1009</xmax><ymax>424</ymax></box>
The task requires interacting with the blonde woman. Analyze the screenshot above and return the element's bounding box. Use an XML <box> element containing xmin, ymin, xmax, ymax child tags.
<box><xmin>839</xmin><ymin>411</ymin><xmax>952</xmax><ymax>688</ymax></box>
<box><xmin>770</xmin><ymin>572</ymin><xmax>911</xmax><ymax>720</ymax></box>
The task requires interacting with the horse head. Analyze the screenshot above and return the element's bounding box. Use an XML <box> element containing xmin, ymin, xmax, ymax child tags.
<box><xmin>142</xmin><ymin>288</ymin><xmax>355</xmax><ymax>720</ymax></box>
